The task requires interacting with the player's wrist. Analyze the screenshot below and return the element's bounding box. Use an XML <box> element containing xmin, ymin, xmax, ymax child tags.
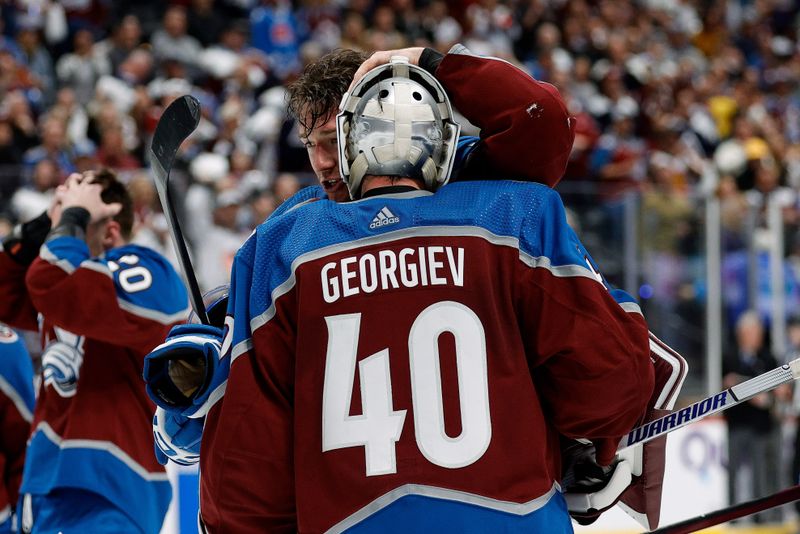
<box><xmin>419</xmin><ymin>48</ymin><xmax>444</xmax><ymax>76</ymax></box>
<box><xmin>47</xmin><ymin>206</ymin><xmax>91</xmax><ymax>242</ymax></box>
<box><xmin>2</xmin><ymin>210</ymin><xmax>52</xmax><ymax>265</ymax></box>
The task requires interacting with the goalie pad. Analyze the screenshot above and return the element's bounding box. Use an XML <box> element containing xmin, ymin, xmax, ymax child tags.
<box><xmin>564</xmin><ymin>332</ymin><xmax>687</xmax><ymax>529</ymax></box>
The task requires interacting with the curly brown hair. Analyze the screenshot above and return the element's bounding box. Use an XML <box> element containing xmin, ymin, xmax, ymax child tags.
<box><xmin>287</xmin><ymin>49</ymin><xmax>369</xmax><ymax>136</ymax></box>
<box><xmin>89</xmin><ymin>168</ymin><xmax>134</xmax><ymax>240</ymax></box>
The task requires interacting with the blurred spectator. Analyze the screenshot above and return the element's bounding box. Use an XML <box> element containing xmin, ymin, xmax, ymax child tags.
<box><xmin>187</xmin><ymin>0</ymin><xmax>227</xmax><ymax>48</ymax></box>
<box><xmin>211</xmin><ymin>95</ymin><xmax>254</xmax><ymax>158</ymax></box>
<box><xmin>245</xmin><ymin>189</ymin><xmax>277</xmax><ymax>229</ymax></box>
<box><xmin>0</xmin><ymin>120</ymin><xmax>23</xmax><ymax>207</ymax></box>
<box><xmin>272</xmin><ymin>172</ymin><xmax>301</xmax><ymax>203</ymax></box>
<box><xmin>421</xmin><ymin>1</ymin><xmax>461</xmax><ymax>52</ymax></box>
<box><xmin>16</xmin><ymin>19</ymin><xmax>55</xmax><ymax>106</ymax></box>
<box><xmin>10</xmin><ymin>158</ymin><xmax>59</xmax><ymax>222</ymax></box>
<box><xmin>88</xmin><ymin>99</ymin><xmax>139</xmax><ymax>157</ymax></box>
<box><xmin>150</xmin><ymin>6</ymin><xmax>202</xmax><ymax>77</ymax></box>
<box><xmin>723</xmin><ymin>310</ymin><xmax>782</xmax><ymax>523</ymax></box>
<box><xmin>127</xmin><ymin>171</ymin><xmax>174</xmax><ymax>261</ymax></box>
<box><xmin>366</xmin><ymin>5</ymin><xmax>406</xmax><ymax>51</ymax></box>
<box><xmin>2</xmin><ymin>91</ymin><xmax>38</xmax><ymax>154</ymax></box>
<box><xmin>197</xmin><ymin>21</ymin><xmax>268</xmax><ymax>93</ymax></box>
<box><xmin>250</xmin><ymin>0</ymin><xmax>306</xmax><ymax>81</ymax></box>
<box><xmin>195</xmin><ymin>188</ymin><xmax>250</xmax><ymax>291</ymax></box>
<box><xmin>49</xmin><ymin>87</ymin><xmax>90</xmax><ymax>147</ymax></box>
<box><xmin>589</xmin><ymin>103</ymin><xmax>646</xmax><ymax>245</ymax></box>
<box><xmin>96</xmin><ymin>125</ymin><xmax>140</xmax><ymax>171</ymax></box>
<box><xmin>0</xmin><ymin>17</ymin><xmax>24</xmax><ymax>62</ymax></box>
<box><xmin>22</xmin><ymin>115</ymin><xmax>74</xmax><ymax>177</ymax></box>
<box><xmin>94</xmin><ymin>14</ymin><xmax>143</xmax><ymax>74</ymax></box>
<box><xmin>339</xmin><ymin>12</ymin><xmax>368</xmax><ymax>52</ymax></box>
<box><xmin>94</xmin><ymin>47</ymin><xmax>154</xmax><ymax>116</ymax></box>
<box><xmin>641</xmin><ymin>154</ymin><xmax>695</xmax><ymax>347</ymax></box>
<box><xmin>185</xmin><ymin>151</ymin><xmax>229</xmax><ymax>250</ymax></box>
<box><xmin>464</xmin><ymin>0</ymin><xmax>518</xmax><ymax>58</ymax></box>
<box><xmin>0</xmin><ymin>50</ymin><xmax>41</xmax><ymax>104</ymax></box>
<box><xmin>390</xmin><ymin>0</ymin><xmax>424</xmax><ymax>45</ymax></box>
<box><xmin>55</xmin><ymin>28</ymin><xmax>110</xmax><ymax>106</ymax></box>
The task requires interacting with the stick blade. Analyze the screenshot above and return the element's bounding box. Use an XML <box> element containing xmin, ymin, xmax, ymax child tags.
<box><xmin>150</xmin><ymin>95</ymin><xmax>201</xmax><ymax>186</ymax></box>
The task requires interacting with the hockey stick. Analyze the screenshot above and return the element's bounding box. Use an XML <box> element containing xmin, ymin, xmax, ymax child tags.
<box><xmin>618</xmin><ymin>358</ymin><xmax>800</xmax><ymax>453</ymax></box>
<box><xmin>149</xmin><ymin>95</ymin><xmax>208</xmax><ymax>325</ymax></box>
<box><xmin>651</xmin><ymin>484</ymin><xmax>800</xmax><ymax>533</ymax></box>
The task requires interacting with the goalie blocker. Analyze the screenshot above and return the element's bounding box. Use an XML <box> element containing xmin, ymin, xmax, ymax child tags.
<box><xmin>564</xmin><ymin>332</ymin><xmax>688</xmax><ymax>530</ymax></box>
<box><xmin>566</xmin><ymin>339</ymin><xmax>800</xmax><ymax>529</ymax></box>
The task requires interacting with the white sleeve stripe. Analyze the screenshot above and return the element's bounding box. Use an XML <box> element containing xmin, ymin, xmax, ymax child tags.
<box><xmin>0</xmin><ymin>375</ymin><xmax>32</xmax><ymax>422</ymax></box>
<box><xmin>40</xmin><ymin>246</ymin><xmax>188</xmax><ymax>324</ymax></box>
<box><xmin>78</xmin><ymin>259</ymin><xmax>113</xmax><ymax>278</ymax></box>
<box><xmin>619</xmin><ymin>301</ymin><xmax>643</xmax><ymax>316</ymax></box>
<box><xmin>35</xmin><ymin>421</ymin><xmax>169</xmax><ymax>481</ymax></box>
<box><xmin>39</xmin><ymin>244</ymin><xmax>77</xmax><ymax>274</ymax></box>
<box><xmin>118</xmin><ymin>299</ymin><xmax>190</xmax><ymax>325</ymax></box>
<box><xmin>229</xmin><ymin>338</ymin><xmax>253</xmax><ymax>364</ymax></box>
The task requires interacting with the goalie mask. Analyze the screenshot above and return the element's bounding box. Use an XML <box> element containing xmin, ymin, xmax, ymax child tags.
<box><xmin>336</xmin><ymin>56</ymin><xmax>461</xmax><ymax>199</ymax></box>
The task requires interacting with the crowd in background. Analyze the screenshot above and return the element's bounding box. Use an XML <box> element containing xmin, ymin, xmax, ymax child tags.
<box><xmin>2</xmin><ymin>0</ymin><xmax>800</xmax><ymax>524</ymax></box>
<box><xmin>0</xmin><ymin>1</ymin><xmax>798</xmax><ymax>343</ymax></box>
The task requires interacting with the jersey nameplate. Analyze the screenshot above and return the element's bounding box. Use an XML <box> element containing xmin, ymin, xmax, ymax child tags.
<box><xmin>321</xmin><ymin>246</ymin><xmax>465</xmax><ymax>304</ymax></box>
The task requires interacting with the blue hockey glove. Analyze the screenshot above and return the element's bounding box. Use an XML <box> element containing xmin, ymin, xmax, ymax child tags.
<box><xmin>153</xmin><ymin>407</ymin><xmax>202</xmax><ymax>465</ymax></box>
<box><xmin>144</xmin><ymin>323</ymin><xmax>223</xmax><ymax>415</ymax></box>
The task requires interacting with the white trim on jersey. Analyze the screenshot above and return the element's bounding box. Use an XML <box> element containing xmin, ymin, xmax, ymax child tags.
<box><xmin>0</xmin><ymin>375</ymin><xmax>32</xmax><ymax>422</ymax></box>
<box><xmin>326</xmin><ymin>482</ymin><xmax>561</xmax><ymax>534</ymax></box>
<box><xmin>39</xmin><ymin>245</ymin><xmax>190</xmax><ymax>325</ymax></box>
<box><xmin>117</xmin><ymin>299</ymin><xmax>190</xmax><ymax>325</ymax></box>
<box><xmin>39</xmin><ymin>244</ymin><xmax>77</xmax><ymax>274</ymax></box>
<box><xmin>35</xmin><ymin>422</ymin><xmax>169</xmax><ymax>481</ymax></box>
<box><xmin>79</xmin><ymin>259</ymin><xmax>113</xmax><ymax>277</ymax></box>
<box><xmin>243</xmin><ymin>224</ymin><xmax>632</xmax><ymax>359</ymax></box>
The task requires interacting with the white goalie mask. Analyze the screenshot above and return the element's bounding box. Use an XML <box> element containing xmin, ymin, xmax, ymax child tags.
<box><xmin>336</xmin><ymin>56</ymin><xmax>461</xmax><ymax>199</ymax></box>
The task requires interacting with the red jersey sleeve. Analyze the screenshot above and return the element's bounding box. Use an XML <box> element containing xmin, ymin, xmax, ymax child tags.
<box><xmin>436</xmin><ymin>47</ymin><xmax>576</xmax><ymax>186</ymax></box>
<box><xmin>516</xmin><ymin>190</ymin><xmax>653</xmax><ymax>465</ymax></box>
<box><xmin>200</xmin><ymin>255</ymin><xmax>298</xmax><ymax>533</ymax></box>
<box><xmin>25</xmin><ymin>236</ymin><xmax>189</xmax><ymax>353</ymax></box>
<box><xmin>0</xmin><ymin>254</ymin><xmax>39</xmax><ymax>332</ymax></box>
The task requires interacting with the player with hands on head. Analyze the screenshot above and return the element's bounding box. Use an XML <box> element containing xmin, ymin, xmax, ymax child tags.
<box><xmin>194</xmin><ymin>55</ymin><xmax>653</xmax><ymax>533</ymax></box>
<box><xmin>0</xmin><ymin>169</ymin><xmax>189</xmax><ymax>534</ymax></box>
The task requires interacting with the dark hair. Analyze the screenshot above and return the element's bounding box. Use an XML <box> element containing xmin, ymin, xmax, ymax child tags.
<box><xmin>90</xmin><ymin>168</ymin><xmax>134</xmax><ymax>240</ymax></box>
<box><xmin>287</xmin><ymin>48</ymin><xmax>369</xmax><ymax>136</ymax></box>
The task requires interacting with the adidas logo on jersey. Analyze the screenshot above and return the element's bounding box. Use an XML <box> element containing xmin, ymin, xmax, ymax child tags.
<box><xmin>370</xmin><ymin>207</ymin><xmax>400</xmax><ymax>229</ymax></box>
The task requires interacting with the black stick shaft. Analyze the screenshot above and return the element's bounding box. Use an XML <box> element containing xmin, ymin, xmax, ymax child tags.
<box><xmin>149</xmin><ymin>95</ymin><xmax>208</xmax><ymax>324</ymax></box>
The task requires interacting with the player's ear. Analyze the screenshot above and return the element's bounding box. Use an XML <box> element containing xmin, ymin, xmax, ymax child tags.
<box><xmin>103</xmin><ymin>219</ymin><xmax>123</xmax><ymax>249</ymax></box>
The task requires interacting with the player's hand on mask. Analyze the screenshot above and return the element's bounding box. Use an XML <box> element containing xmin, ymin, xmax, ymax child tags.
<box><xmin>349</xmin><ymin>47</ymin><xmax>425</xmax><ymax>91</ymax></box>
